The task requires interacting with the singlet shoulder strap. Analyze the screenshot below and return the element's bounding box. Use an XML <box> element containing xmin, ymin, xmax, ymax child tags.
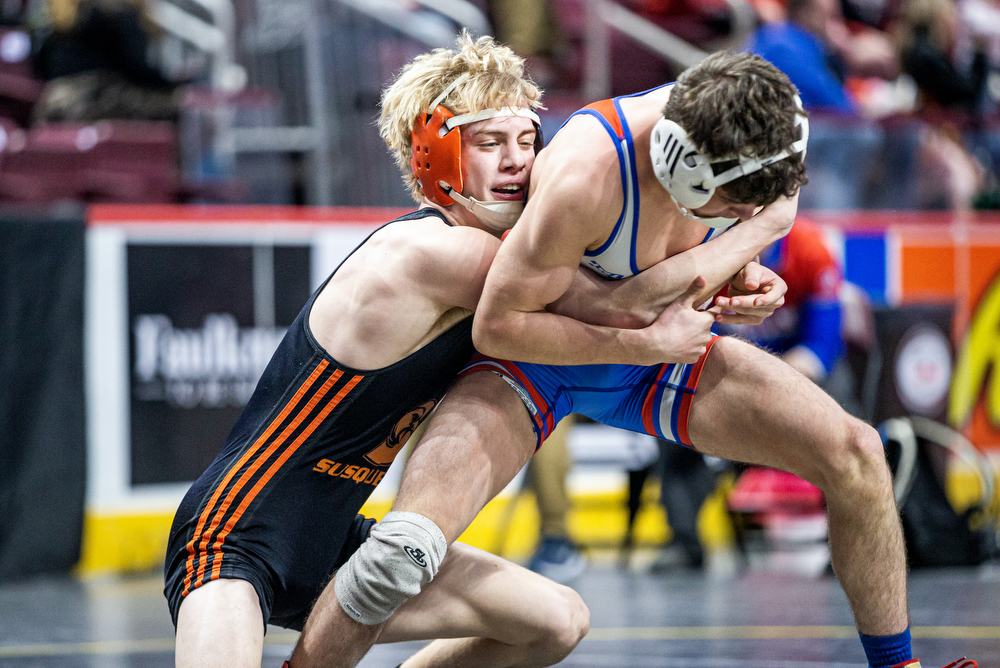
<box><xmin>555</xmin><ymin>98</ymin><xmax>636</xmax><ymax>277</ymax></box>
<box><xmin>580</xmin><ymin>99</ymin><xmax>625</xmax><ymax>139</ymax></box>
<box><xmin>557</xmin><ymin>98</ymin><xmax>625</xmax><ymax>142</ymax></box>
<box><xmin>390</xmin><ymin>207</ymin><xmax>451</xmax><ymax>225</ymax></box>
<box><xmin>309</xmin><ymin>208</ymin><xmax>450</xmax><ymax>301</ymax></box>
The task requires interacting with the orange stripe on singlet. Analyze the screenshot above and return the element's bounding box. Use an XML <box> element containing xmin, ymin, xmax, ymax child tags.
<box><xmin>208</xmin><ymin>373</ymin><xmax>364</xmax><ymax>580</ymax></box>
<box><xmin>190</xmin><ymin>367</ymin><xmax>346</xmax><ymax>591</ymax></box>
<box><xmin>583</xmin><ymin>99</ymin><xmax>624</xmax><ymax>139</ymax></box>
<box><xmin>182</xmin><ymin>361</ymin><xmax>329</xmax><ymax>596</ymax></box>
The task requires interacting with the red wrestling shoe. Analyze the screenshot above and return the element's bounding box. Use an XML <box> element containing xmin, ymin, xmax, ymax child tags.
<box><xmin>890</xmin><ymin>659</ymin><xmax>977</xmax><ymax>668</ymax></box>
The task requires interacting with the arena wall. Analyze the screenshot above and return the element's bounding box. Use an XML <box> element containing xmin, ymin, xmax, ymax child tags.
<box><xmin>5</xmin><ymin>205</ymin><xmax>1000</xmax><ymax>579</ymax></box>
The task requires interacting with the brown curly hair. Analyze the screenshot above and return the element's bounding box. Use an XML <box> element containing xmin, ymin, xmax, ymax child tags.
<box><xmin>664</xmin><ymin>51</ymin><xmax>809</xmax><ymax>206</ymax></box>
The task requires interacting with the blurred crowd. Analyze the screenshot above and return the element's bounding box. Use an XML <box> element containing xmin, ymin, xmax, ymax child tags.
<box><xmin>0</xmin><ymin>0</ymin><xmax>998</xmax><ymax>207</ymax></box>
<box><xmin>1</xmin><ymin>0</ymin><xmax>189</xmax><ymax>123</ymax></box>
<box><xmin>490</xmin><ymin>0</ymin><xmax>1000</xmax><ymax>211</ymax></box>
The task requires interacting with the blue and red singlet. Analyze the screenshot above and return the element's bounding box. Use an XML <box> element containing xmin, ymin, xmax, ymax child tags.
<box><xmin>463</xmin><ymin>89</ymin><xmax>729</xmax><ymax>449</ymax></box>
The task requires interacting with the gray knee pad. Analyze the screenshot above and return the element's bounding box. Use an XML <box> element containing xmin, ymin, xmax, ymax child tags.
<box><xmin>334</xmin><ymin>511</ymin><xmax>447</xmax><ymax>625</ymax></box>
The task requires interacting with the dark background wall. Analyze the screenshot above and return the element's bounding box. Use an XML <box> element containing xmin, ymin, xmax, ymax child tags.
<box><xmin>0</xmin><ymin>212</ymin><xmax>86</xmax><ymax>582</ymax></box>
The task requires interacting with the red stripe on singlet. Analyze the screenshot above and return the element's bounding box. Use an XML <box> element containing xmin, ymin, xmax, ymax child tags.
<box><xmin>583</xmin><ymin>99</ymin><xmax>624</xmax><ymax>139</ymax></box>
<box><xmin>460</xmin><ymin>356</ymin><xmax>554</xmax><ymax>440</ymax></box>
<box><xmin>641</xmin><ymin>364</ymin><xmax>671</xmax><ymax>438</ymax></box>
<box><xmin>676</xmin><ymin>337</ymin><xmax>720</xmax><ymax>447</ymax></box>
<box><xmin>499</xmin><ymin>361</ymin><xmax>556</xmax><ymax>440</ymax></box>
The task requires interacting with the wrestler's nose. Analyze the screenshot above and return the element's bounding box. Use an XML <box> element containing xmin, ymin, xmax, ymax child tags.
<box><xmin>502</xmin><ymin>141</ymin><xmax>528</xmax><ymax>172</ymax></box>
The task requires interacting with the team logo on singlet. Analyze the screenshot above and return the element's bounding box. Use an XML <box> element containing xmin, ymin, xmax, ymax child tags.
<box><xmin>363</xmin><ymin>400</ymin><xmax>436</xmax><ymax>466</ymax></box>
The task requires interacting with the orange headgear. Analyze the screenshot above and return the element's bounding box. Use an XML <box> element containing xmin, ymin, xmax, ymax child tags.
<box><xmin>409</xmin><ymin>74</ymin><xmax>542</xmax><ymax>229</ymax></box>
<box><xmin>411</xmin><ymin>104</ymin><xmax>463</xmax><ymax>206</ymax></box>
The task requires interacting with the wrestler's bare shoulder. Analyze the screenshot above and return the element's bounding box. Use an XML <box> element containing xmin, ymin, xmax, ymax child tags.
<box><xmin>308</xmin><ymin>214</ymin><xmax>495</xmax><ymax>368</ymax></box>
<box><xmin>526</xmin><ymin>114</ymin><xmax>624</xmax><ymax>240</ymax></box>
<box><xmin>539</xmin><ymin>113</ymin><xmax>621</xmax><ymax>174</ymax></box>
<box><xmin>616</xmin><ymin>85</ymin><xmax>672</xmax><ymax>134</ymax></box>
<box><xmin>320</xmin><ymin>214</ymin><xmax>495</xmax><ymax>310</ymax></box>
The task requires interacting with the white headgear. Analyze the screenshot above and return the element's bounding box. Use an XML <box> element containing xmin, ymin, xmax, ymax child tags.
<box><xmin>649</xmin><ymin>95</ymin><xmax>808</xmax><ymax>228</ymax></box>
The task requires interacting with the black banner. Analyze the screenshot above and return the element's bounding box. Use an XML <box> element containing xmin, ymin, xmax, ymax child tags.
<box><xmin>0</xmin><ymin>213</ymin><xmax>86</xmax><ymax>582</ymax></box>
<box><xmin>127</xmin><ymin>243</ymin><xmax>310</xmax><ymax>485</ymax></box>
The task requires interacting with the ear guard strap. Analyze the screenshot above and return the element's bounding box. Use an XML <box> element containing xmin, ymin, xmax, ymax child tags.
<box><xmin>710</xmin><ymin>100</ymin><xmax>809</xmax><ymax>188</ymax></box>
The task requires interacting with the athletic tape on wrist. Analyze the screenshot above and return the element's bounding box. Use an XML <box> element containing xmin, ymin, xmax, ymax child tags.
<box><xmin>334</xmin><ymin>511</ymin><xmax>448</xmax><ymax>625</ymax></box>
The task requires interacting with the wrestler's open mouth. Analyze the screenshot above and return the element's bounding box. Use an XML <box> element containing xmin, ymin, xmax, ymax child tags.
<box><xmin>492</xmin><ymin>184</ymin><xmax>524</xmax><ymax>200</ymax></box>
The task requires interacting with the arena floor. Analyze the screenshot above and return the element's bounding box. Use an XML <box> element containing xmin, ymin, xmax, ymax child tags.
<box><xmin>1</xmin><ymin>552</ymin><xmax>998</xmax><ymax>668</ymax></box>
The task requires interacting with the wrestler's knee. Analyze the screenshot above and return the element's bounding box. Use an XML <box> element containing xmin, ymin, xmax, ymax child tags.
<box><xmin>530</xmin><ymin>584</ymin><xmax>590</xmax><ymax>664</ymax></box>
<box><xmin>335</xmin><ymin>511</ymin><xmax>448</xmax><ymax>625</ymax></box>
<box><xmin>815</xmin><ymin>417</ymin><xmax>890</xmax><ymax>497</ymax></box>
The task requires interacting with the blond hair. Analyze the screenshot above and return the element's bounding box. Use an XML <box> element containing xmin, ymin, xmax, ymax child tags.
<box><xmin>379</xmin><ymin>32</ymin><xmax>543</xmax><ymax>202</ymax></box>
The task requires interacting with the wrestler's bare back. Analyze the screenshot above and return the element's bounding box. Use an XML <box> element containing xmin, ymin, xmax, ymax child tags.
<box><xmin>308</xmin><ymin>215</ymin><xmax>499</xmax><ymax>370</ymax></box>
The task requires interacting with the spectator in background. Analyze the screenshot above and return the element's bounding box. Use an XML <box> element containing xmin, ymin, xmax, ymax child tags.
<box><xmin>718</xmin><ymin>217</ymin><xmax>843</xmax><ymax>384</ymax></box>
<box><xmin>892</xmin><ymin>0</ymin><xmax>988</xmax><ymax>112</ymax></box>
<box><xmin>746</xmin><ymin>0</ymin><xmax>899</xmax><ymax>113</ymax></box>
<box><xmin>31</xmin><ymin>0</ymin><xmax>181</xmax><ymax>123</ymax></box>
<box><xmin>747</xmin><ymin>0</ymin><xmax>856</xmax><ymax>112</ymax></box>
<box><xmin>716</xmin><ymin>218</ymin><xmax>843</xmax><ymax>539</ymax></box>
<box><xmin>651</xmin><ymin>442</ymin><xmax>719</xmax><ymax>571</ymax></box>
<box><xmin>891</xmin><ymin>0</ymin><xmax>990</xmax><ymax>210</ymax></box>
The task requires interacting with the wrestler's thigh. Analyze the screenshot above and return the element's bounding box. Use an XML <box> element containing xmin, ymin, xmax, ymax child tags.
<box><xmin>394</xmin><ymin>371</ymin><xmax>538</xmax><ymax>543</ymax></box>
<box><xmin>175</xmin><ymin>579</ymin><xmax>264</xmax><ymax>668</ymax></box>
<box><xmin>687</xmin><ymin>337</ymin><xmax>858</xmax><ymax>484</ymax></box>
<box><xmin>378</xmin><ymin>542</ymin><xmax>583</xmax><ymax>644</ymax></box>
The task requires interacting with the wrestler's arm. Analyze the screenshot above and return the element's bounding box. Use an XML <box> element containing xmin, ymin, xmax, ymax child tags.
<box><xmin>473</xmin><ymin>147</ymin><xmax>714</xmax><ymax>366</ymax></box>
<box><xmin>551</xmin><ymin>259</ymin><xmax>787</xmax><ymax>329</ymax></box>
<box><xmin>546</xmin><ymin>192</ymin><xmax>798</xmax><ymax>330</ymax></box>
<box><xmin>413</xmin><ymin>220</ymin><xmax>703</xmax><ymax>330</ymax></box>
<box><xmin>603</xmin><ymin>192</ymin><xmax>799</xmax><ymax>326</ymax></box>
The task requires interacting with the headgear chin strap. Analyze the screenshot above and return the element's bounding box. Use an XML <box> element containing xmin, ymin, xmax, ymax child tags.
<box><xmin>446</xmin><ymin>187</ymin><xmax>525</xmax><ymax>230</ymax></box>
<box><xmin>410</xmin><ymin>73</ymin><xmax>541</xmax><ymax>230</ymax></box>
<box><xmin>669</xmin><ymin>194</ymin><xmax>738</xmax><ymax>229</ymax></box>
<box><xmin>650</xmin><ymin>94</ymin><xmax>809</xmax><ymax>223</ymax></box>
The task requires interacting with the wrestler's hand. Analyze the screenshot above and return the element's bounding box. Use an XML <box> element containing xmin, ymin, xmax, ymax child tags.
<box><xmin>644</xmin><ymin>276</ymin><xmax>716</xmax><ymax>364</ymax></box>
<box><xmin>710</xmin><ymin>261</ymin><xmax>786</xmax><ymax>325</ymax></box>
